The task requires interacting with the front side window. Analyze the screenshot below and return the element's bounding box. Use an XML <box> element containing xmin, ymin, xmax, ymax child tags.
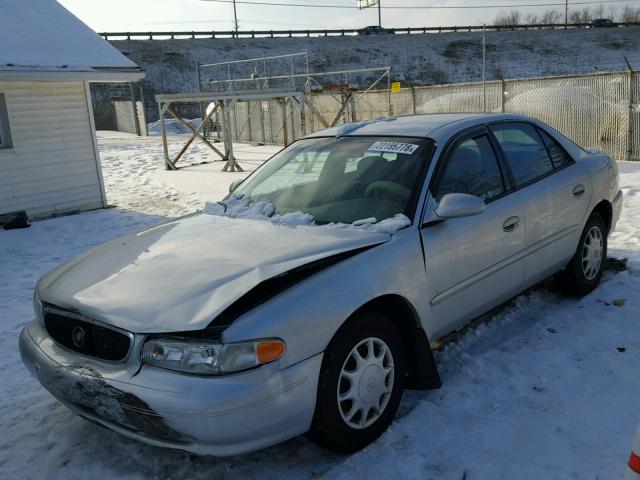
<box><xmin>0</xmin><ymin>94</ymin><xmax>12</xmax><ymax>149</ymax></box>
<box><xmin>490</xmin><ymin>122</ymin><xmax>554</xmax><ymax>186</ymax></box>
<box><xmin>434</xmin><ymin>134</ymin><xmax>504</xmax><ymax>202</ymax></box>
<box><xmin>234</xmin><ymin>136</ymin><xmax>434</xmax><ymax>224</ymax></box>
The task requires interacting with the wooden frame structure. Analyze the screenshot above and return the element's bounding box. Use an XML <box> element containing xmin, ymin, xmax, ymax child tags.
<box><xmin>155</xmin><ymin>64</ymin><xmax>392</xmax><ymax>171</ymax></box>
<box><xmin>155</xmin><ymin>88</ymin><xmax>308</xmax><ymax>171</ymax></box>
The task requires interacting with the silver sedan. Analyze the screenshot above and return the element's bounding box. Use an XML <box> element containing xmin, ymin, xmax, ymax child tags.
<box><xmin>20</xmin><ymin>113</ymin><xmax>623</xmax><ymax>456</ymax></box>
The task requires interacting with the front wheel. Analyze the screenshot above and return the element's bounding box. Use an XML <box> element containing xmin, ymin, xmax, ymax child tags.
<box><xmin>307</xmin><ymin>312</ymin><xmax>405</xmax><ymax>453</ymax></box>
<box><xmin>558</xmin><ymin>211</ymin><xmax>607</xmax><ymax>295</ymax></box>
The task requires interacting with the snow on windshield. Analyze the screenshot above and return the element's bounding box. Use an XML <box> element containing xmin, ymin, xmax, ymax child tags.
<box><xmin>202</xmin><ymin>195</ymin><xmax>411</xmax><ymax>234</ymax></box>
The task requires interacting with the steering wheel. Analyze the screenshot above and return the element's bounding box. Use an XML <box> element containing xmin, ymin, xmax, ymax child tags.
<box><xmin>364</xmin><ymin>181</ymin><xmax>411</xmax><ymax>206</ymax></box>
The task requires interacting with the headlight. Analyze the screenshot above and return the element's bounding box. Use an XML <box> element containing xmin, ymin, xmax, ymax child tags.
<box><xmin>140</xmin><ymin>337</ymin><xmax>285</xmax><ymax>375</ymax></box>
<box><xmin>33</xmin><ymin>289</ymin><xmax>44</xmax><ymax>324</ymax></box>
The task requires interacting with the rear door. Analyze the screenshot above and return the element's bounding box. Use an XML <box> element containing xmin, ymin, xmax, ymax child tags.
<box><xmin>420</xmin><ymin>127</ymin><xmax>526</xmax><ymax>337</ymax></box>
<box><xmin>488</xmin><ymin>122</ymin><xmax>589</xmax><ymax>285</ymax></box>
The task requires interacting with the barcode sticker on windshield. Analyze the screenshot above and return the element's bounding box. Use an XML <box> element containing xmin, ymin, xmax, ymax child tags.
<box><xmin>367</xmin><ymin>141</ymin><xmax>420</xmax><ymax>155</ymax></box>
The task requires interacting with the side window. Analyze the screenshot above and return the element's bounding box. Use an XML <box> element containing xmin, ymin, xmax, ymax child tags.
<box><xmin>538</xmin><ymin>128</ymin><xmax>573</xmax><ymax>169</ymax></box>
<box><xmin>0</xmin><ymin>94</ymin><xmax>12</xmax><ymax>149</ymax></box>
<box><xmin>490</xmin><ymin>122</ymin><xmax>554</xmax><ymax>186</ymax></box>
<box><xmin>435</xmin><ymin>134</ymin><xmax>504</xmax><ymax>202</ymax></box>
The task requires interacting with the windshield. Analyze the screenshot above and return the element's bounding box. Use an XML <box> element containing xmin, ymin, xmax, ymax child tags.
<box><xmin>232</xmin><ymin>136</ymin><xmax>434</xmax><ymax>224</ymax></box>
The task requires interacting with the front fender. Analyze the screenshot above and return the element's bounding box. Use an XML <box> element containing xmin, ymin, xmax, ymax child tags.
<box><xmin>221</xmin><ymin>227</ymin><xmax>429</xmax><ymax>369</ymax></box>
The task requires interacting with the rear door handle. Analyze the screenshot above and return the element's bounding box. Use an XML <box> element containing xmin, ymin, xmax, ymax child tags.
<box><xmin>503</xmin><ymin>216</ymin><xmax>520</xmax><ymax>232</ymax></box>
<box><xmin>573</xmin><ymin>184</ymin><xmax>586</xmax><ymax>197</ymax></box>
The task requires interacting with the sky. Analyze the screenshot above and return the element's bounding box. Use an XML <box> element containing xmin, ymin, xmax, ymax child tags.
<box><xmin>57</xmin><ymin>0</ymin><xmax>638</xmax><ymax>32</ymax></box>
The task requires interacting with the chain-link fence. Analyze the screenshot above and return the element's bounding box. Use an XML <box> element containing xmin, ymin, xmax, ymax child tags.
<box><xmin>227</xmin><ymin>71</ymin><xmax>639</xmax><ymax>161</ymax></box>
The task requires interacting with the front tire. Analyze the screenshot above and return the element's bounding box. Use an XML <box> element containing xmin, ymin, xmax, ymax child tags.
<box><xmin>559</xmin><ymin>211</ymin><xmax>607</xmax><ymax>295</ymax></box>
<box><xmin>308</xmin><ymin>312</ymin><xmax>405</xmax><ymax>453</ymax></box>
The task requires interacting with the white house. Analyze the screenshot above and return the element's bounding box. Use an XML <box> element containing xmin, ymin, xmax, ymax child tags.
<box><xmin>0</xmin><ymin>0</ymin><xmax>143</xmax><ymax>221</ymax></box>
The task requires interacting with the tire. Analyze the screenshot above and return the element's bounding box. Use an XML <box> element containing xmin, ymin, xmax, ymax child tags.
<box><xmin>307</xmin><ymin>312</ymin><xmax>405</xmax><ymax>453</ymax></box>
<box><xmin>558</xmin><ymin>211</ymin><xmax>607</xmax><ymax>296</ymax></box>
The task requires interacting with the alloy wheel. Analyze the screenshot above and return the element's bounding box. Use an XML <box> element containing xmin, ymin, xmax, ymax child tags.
<box><xmin>582</xmin><ymin>225</ymin><xmax>603</xmax><ymax>281</ymax></box>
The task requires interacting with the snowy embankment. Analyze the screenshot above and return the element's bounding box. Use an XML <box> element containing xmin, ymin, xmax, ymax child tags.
<box><xmin>0</xmin><ymin>133</ymin><xmax>639</xmax><ymax>479</ymax></box>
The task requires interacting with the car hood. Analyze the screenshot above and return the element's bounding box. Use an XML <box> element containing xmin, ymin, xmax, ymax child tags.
<box><xmin>37</xmin><ymin>214</ymin><xmax>391</xmax><ymax>333</ymax></box>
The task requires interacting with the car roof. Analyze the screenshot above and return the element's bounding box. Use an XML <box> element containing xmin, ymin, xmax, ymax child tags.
<box><xmin>304</xmin><ymin>113</ymin><xmax>532</xmax><ymax>142</ymax></box>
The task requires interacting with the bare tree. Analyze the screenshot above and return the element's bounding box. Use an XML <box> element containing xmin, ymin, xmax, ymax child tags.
<box><xmin>493</xmin><ymin>10</ymin><xmax>522</xmax><ymax>26</ymax></box>
<box><xmin>619</xmin><ymin>6</ymin><xmax>640</xmax><ymax>22</ymax></box>
<box><xmin>540</xmin><ymin>9</ymin><xmax>563</xmax><ymax>24</ymax></box>
<box><xmin>592</xmin><ymin>4</ymin><xmax>606</xmax><ymax>19</ymax></box>
<box><xmin>492</xmin><ymin>5</ymin><xmax>639</xmax><ymax>26</ymax></box>
<box><xmin>568</xmin><ymin>8</ymin><xmax>592</xmax><ymax>23</ymax></box>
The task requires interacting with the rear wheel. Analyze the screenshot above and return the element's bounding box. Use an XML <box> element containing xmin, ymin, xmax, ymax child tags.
<box><xmin>308</xmin><ymin>312</ymin><xmax>405</xmax><ymax>453</ymax></box>
<box><xmin>558</xmin><ymin>212</ymin><xmax>607</xmax><ymax>295</ymax></box>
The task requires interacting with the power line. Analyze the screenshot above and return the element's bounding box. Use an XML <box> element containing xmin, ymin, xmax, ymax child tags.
<box><xmin>200</xmin><ymin>0</ymin><xmax>640</xmax><ymax>10</ymax></box>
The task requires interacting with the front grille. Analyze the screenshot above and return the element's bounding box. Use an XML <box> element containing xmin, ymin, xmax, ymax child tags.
<box><xmin>44</xmin><ymin>308</ymin><xmax>131</xmax><ymax>361</ymax></box>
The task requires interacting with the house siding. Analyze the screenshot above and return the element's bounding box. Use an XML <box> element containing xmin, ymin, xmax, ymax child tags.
<box><xmin>0</xmin><ymin>81</ymin><xmax>105</xmax><ymax>218</ymax></box>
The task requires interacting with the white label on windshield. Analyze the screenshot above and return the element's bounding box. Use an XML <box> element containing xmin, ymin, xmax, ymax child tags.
<box><xmin>367</xmin><ymin>141</ymin><xmax>420</xmax><ymax>155</ymax></box>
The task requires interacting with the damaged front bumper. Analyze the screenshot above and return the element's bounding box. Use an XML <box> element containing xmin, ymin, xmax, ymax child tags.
<box><xmin>19</xmin><ymin>320</ymin><xmax>321</xmax><ymax>456</ymax></box>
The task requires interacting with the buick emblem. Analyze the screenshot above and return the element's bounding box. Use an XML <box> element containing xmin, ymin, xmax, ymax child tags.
<box><xmin>72</xmin><ymin>326</ymin><xmax>86</xmax><ymax>348</ymax></box>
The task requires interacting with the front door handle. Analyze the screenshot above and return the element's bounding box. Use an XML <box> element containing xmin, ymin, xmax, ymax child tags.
<box><xmin>503</xmin><ymin>216</ymin><xmax>520</xmax><ymax>232</ymax></box>
<box><xmin>573</xmin><ymin>184</ymin><xmax>586</xmax><ymax>197</ymax></box>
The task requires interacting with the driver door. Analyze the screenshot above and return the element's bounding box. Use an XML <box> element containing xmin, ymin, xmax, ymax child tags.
<box><xmin>420</xmin><ymin>128</ymin><xmax>526</xmax><ymax>337</ymax></box>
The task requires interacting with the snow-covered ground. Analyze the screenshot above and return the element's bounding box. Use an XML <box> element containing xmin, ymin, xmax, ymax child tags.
<box><xmin>97</xmin><ymin>131</ymin><xmax>280</xmax><ymax>216</ymax></box>
<box><xmin>1</xmin><ymin>133</ymin><xmax>639</xmax><ymax>479</ymax></box>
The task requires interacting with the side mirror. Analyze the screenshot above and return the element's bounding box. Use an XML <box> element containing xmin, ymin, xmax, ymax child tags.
<box><xmin>229</xmin><ymin>178</ymin><xmax>244</xmax><ymax>194</ymax></box>
<box><xmin>435</xmin><ymin>193</ymin><xmax>486</xmax><ymax>219</ymax></box>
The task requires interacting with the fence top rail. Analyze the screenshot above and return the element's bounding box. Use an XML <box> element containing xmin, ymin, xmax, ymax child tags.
<box><xmin>202</xmin><ymin>66</ymin><xmax>391</xmax><ymax>85</ymax></box>
<box><xmin>200</xmin><ymin>52</ymin><xmax>308</xmax><ymax>69</ymax></box>
<box><xmin>329</xmin><ymin>70</ymin><xmax>635</xmax><ymax>97</ymax></box>
<box><xmin>100</xmin><ymin>22</ymin><xmax>640</xmax><ymax>40</ymax></box>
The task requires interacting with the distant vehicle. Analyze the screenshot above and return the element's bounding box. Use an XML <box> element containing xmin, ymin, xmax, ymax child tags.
<box><xmin>626</xmin><ymin>423</ymin><xmax>640</xmax><ymax>479</ymax></box>
<box><xmin>358</xmin><ymin>25</ymin><xmax>394</xmax><ymax>35</ymax></box>
<box><xmin>20</xmin><ymin>113</ymin><xmax>622</xmax><ymax>456</ymax></box>
<box><xmin>591</xmin><ymin>18</ymin><xmax>616</xmax><ymax>28</ymax></box>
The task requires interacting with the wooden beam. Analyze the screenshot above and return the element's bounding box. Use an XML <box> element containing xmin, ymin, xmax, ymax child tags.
<box><xmin>220</xmin><ymin>100</ymin><xmax>244</xmax><ymax>172</ymax></box>
<box><xmin>330</xmin><ymin>92</ymin><xmax>353</xmax><ymax>127</ymax></box>
<box><xmin>302</xmin><ymin>96</ymin><xmax>330</xmax><ymax>129</ymax></box>
<box><xmin>166</xmin><ymin>105</ymin><xmax>225</xmax><ymax>165</ymax></box>
<box><xmin>158</xmin><ymin>102</ymin><xmax>175</xmax><ymax>170</ymax></box>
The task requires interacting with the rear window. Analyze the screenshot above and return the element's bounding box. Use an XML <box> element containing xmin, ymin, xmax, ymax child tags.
<box><xmin>490</xmin><ymin>122</ymin><xmax>554</xmax><ymax>186</ymax></box>
<box><xmin>538</xmin><ymin>129</ymin><xmax>573</xmax><ymax>169</ymax></box>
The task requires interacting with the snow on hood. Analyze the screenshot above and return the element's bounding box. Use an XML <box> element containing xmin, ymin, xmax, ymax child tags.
<box><xmin>203</xmin><ymin>195</ymin><xmax>411</xmax><ymax>233</ymax></box>
<box><xmin>37</xmin><ymin>214</ymin><xmax>392</xmax><ymax>334</ymax></box>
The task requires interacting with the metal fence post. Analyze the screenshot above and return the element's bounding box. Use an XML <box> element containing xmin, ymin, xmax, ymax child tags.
<box><xmin>410</xmin><ymin>86</ymin><xmax>416</xmax><ymax>115</ymax></box>
<box><xmin>259</xmin><ymin>101</ymin><xmax>266</xmax><ymax>143</ymax></box>
<box><xmin>281</xmin><ymin>98</ymin><xmax>289</xmax><ymax>146</ymax></box>
<box><xmin>387</xmin><ymin>69</ymin><xmax>392</xmax><ymax>116</ymax></box>
<box><xmin>625</xmin><ymin>57</ymin><xmax>634</xmax><ymax>161</ymax></box>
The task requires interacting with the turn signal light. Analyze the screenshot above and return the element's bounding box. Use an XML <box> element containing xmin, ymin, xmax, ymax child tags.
<box><xmin>257</xmin><ymin>340</ymin><xmax>286</xmax><ymax>364</ymax></box>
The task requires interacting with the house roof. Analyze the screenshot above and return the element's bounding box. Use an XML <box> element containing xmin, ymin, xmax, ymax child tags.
<box><xmin>0</xmin><ymin>0</ymin><xmax>143</xmax><ymax>82</ymax></box>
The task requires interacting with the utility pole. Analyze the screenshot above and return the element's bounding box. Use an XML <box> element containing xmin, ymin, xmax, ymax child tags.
<box><xmin>378</xmin><ymin>0</ymin><xmax>382</xmax><ymax>27</ymax></box>
<box><xmin>482</xmin><ymin>24</ymin><xmax>486</xmax><ymax>112</ymax></box>
<box><xmin>565</xmin><ymin>0</ymin><xmax>569</xmax><ymax>27</ymax></box>
<box><xmin>233</xmin><ymin>0</ymin><xmax>239</xmax><ymax>36</ymax></box>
